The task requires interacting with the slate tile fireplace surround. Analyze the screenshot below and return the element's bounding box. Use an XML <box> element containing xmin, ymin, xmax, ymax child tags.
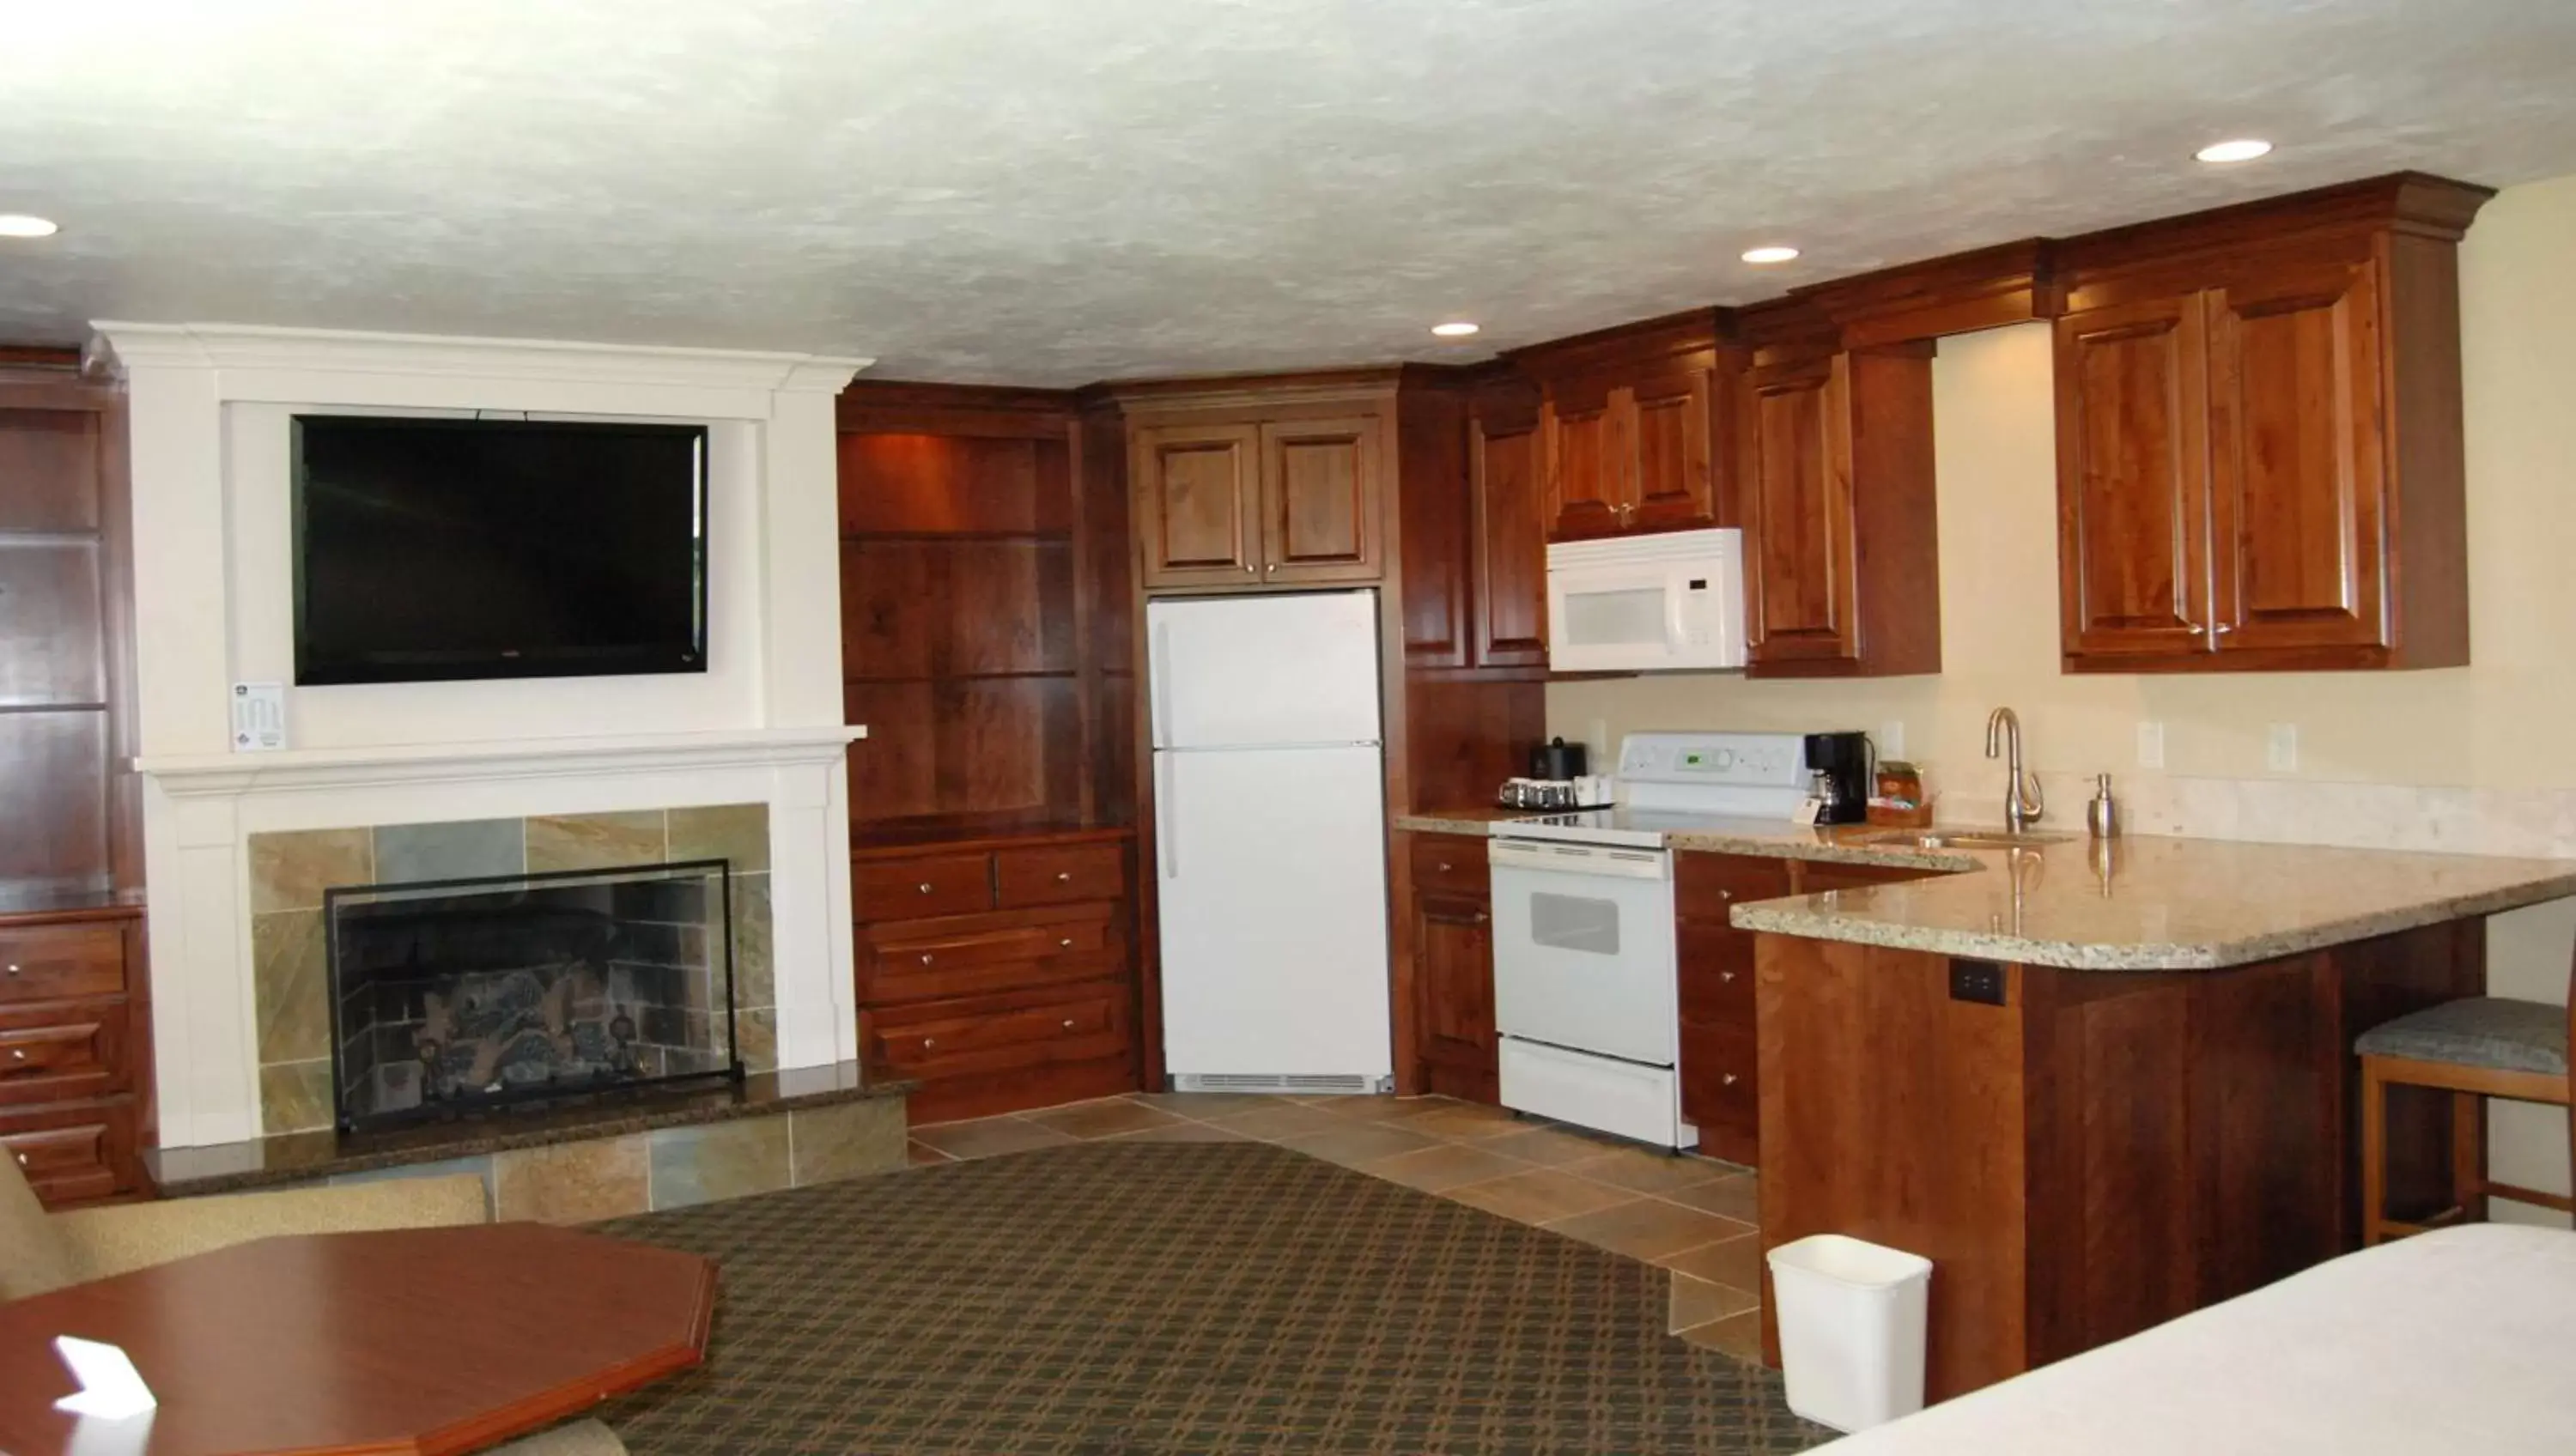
<box><xmin>251</xmin><ymin>804</ymin><xmax>777</xmax><ymax>1137</ymax></box>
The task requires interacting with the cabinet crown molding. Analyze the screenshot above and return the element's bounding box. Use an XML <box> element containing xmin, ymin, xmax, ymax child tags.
<box><xmin>87</xmin><ymin>322</ymin><xmax>872</xmax><ymax>395</ymax></box>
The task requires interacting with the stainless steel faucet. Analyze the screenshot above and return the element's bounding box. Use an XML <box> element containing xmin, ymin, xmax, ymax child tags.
<box><xmin>1986</xmin><ymin>707</ymin><xmax>2044</xmax><ymax>831</ymax></box>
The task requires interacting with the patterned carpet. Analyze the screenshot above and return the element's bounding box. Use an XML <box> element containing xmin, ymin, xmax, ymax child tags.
<box><xmin>595</xmin><ymin>1141</ymin><xmax>1832</xmax><ymax>1455</ymax></box>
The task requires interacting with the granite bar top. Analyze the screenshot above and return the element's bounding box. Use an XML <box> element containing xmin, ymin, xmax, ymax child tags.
<box><xmin>144</xmin><ymin>1062</ymin><xmax>914</xmax><ymax>1198</ymax></box>
<box><xmin>1728</xmin><ymin>834</ymin><xmax>2576</xmax><ymax>971</ymax></box>
<box><xmin>1396</xmin><ymin>807</ymin><xmax>1977</xmax><ymax>870</ymax></box>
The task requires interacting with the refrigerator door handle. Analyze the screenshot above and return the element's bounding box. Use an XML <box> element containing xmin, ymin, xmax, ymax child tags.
<box><xmin>1157</xmin><ymin>752</ymin><xmax>1179</xmax><ymax>880</ymax></box>
<box><xmin>1150</xmin><ymin>618</ymin><xmax>1176</xmax><ymax>749</ymax></box>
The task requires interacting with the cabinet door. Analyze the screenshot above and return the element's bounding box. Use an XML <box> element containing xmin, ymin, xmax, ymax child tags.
<box><xmin>1741</xmin><ymin>353</ymin><xmax>1861</xmax><ymax>667</ymax></box>
<box><xmin>1628</xmin><ymin>368</ymin><xmax>1717</xmax><ymax>532</ymax></box>
<box><xmin>1469</xmin><ymin>407</ymin><xmax>1548</xmax><ymax>666</ymax></box>
<box><xmin>1541</xmin><ymin>389</ymin><xmax>1626</xmax><ymax>540</ymax></box>
<box><xmin>1259</xmin><ymin>416</ymin><xmax>1382</xmax><ymax>584</ymax></box>
<box><xmin>1135</xmin><ymin>422</ymin><xmax>1261</xmax><ymax>588</ymax></box>
<box><xmin>2055</xmin><ymin>294</ymin><xmax>2216</xmax><ymax>661</ymax></box>
<box><xmin>2206</xmin><ymin>259</ymin><xmax>2391</xmax><ymax>656</ymax></box>
<box><xmin>1414</xmin><ymin>890</ymin><xmax>1498</xmax><ymax>1101</ymax></box>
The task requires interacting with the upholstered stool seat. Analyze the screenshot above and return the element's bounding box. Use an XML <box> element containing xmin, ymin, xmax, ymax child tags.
<box><xmin>2356</xmin><ymin>972</ymin><xmax>2573</xmax><ymax>1247</ymax></box>
<box><xmin>2355</xmin><ymin>997</ymin><xmax>2569</xmax><ymax>1076</ymax></box>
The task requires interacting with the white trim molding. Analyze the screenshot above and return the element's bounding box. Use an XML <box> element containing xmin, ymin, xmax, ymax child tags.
<box><xmin>90</xmin><ymin>322</ymin><xmax>870</xmax><ymax>400</ymax></box>
<box><xmin>137</xmin><ymin>725</ymin><xmax>866</xmax><ymax>797</ymax></box>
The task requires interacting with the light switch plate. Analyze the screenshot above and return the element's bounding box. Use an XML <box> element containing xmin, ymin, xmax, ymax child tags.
<box><xmin>230</xmin><ymin>682</ymin><xmax>287</xmax><ymax>752</ymax></box>
<box><xmin>2136</xmin><ymin>720</ymin><xmax>2166</xmax><ymax>770</ymax></box>
<box><xmin>2267</xmin><ymin>722</ymin><xmax>2299</xmax><ymax>774</ymax></box>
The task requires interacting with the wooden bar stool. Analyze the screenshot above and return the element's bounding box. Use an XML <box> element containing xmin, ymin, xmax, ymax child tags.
<box><xmin>2355</xmin><ymin>948</ymin><xmax>2573</xmax><ymax>1245</ymax></box>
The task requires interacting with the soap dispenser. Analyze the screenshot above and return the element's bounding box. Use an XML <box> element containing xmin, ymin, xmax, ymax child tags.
<box><xmin>2086</xmin><ymin>773</ymin><xmax>2121</xmax><ymax>840</ymax></box>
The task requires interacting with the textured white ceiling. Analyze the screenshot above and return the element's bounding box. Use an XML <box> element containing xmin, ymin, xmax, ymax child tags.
<box><xmin>5</xmin><ymin>1</ymin><xmax>2576</xmax><ymax>385</ymax></box>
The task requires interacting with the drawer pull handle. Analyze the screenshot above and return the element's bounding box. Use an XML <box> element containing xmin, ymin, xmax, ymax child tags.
<box><xmin>1062</xmin><ymin>1018</ymin><xmax>1076</xmax><ymax>1029</ymax></box>
<box><xmin>1060</xmin><ymin>937</ymin><xmax>1074</xmax><ymax>949</ymax></box>
<box><xmin>917</xmin><ymin>883</ymin><xmax>934</xmax><ymax>894</ymax></box>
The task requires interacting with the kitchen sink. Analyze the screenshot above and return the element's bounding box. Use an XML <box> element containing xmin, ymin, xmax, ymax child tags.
<box><xmin>1858</xmin><ymin>828</ymin><xmax>2079</xmax><ymax>851</ymax></box>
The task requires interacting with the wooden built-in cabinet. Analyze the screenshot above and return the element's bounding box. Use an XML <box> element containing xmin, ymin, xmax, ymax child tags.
<box><xmin>1407</xmin><ymin>834</ymin><xmax>1497</xmax><ymax>1102</ymax></box>
<box><xmin>2052</xmin><ymin>173</ymin><xmax>2490</xmax><ymax>671</ymax></box>
<box><xmin>1133</xmin><ymin>407</ymin><xmax>1386</xmax><ymax>589</ymax></box>
<box><xmin>837</xmin><ymin>382</ymin><xmax>1141</xmax><ymax>1119</ymax></box>
<box><xmin>1512</xmin><ymin>312</ymin><xmax>1732</xmax><ymax>543</ymax></box>
<box><xmin>1735</xmin><ymin>341</ymin><xmax>1941</xmax><ymax>677</ymax></box>
<box><xmin>1466</xmin><ymin>383</ymin><xmax>1548</xmax><ymax>669</ymax></box>
<box><xmin>0</xmin><ymin>359</ymin><xmax>149</xmax><ymax>1207</ymax></box>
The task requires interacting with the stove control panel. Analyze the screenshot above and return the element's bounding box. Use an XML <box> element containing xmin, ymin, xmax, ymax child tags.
<box><xmin>1617</xmin><ymin>731</ymin><xmax>1810</xmax><ymax>790</ymax></box>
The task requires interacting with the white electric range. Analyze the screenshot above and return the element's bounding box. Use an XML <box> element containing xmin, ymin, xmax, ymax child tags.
<box><xmin>1486</xmin><ymin>731</ymin><xmax>1815</xmax><ymax>1148</ymax></box>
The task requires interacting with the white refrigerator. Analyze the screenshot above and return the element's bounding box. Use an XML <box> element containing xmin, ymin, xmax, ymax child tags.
<box><xmin>1150</xmin><ymin>590</ymin><xmax>1392</xmax><ymax>1089</ymax></box>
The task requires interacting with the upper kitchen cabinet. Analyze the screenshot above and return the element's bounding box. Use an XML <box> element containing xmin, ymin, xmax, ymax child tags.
<box><xmin>1509</xmin><ymin>311</ymin><xmax>1737</xmax><ymax>543</ymax></box>
<box><xmin>1734</xmin><ymin>328</ymin><xmax>1943</xmax><ymax>679</ymax></box>
<box><xmin>1124</xmin><ymin>378</ymin><xmax>1402</xmax><ymax>592</ymax></box>
<box><xmin>1467</xmin><ymin>377</ymin><xmax>1547</xmax><ymax>668</ymax></box>
<box><xmin>2052</xmin><ymin>173</ymin><xmax>2493</xmax><ymax>672</ymax></box>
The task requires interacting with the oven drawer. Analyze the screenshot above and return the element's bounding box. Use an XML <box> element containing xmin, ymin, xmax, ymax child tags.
<box><xmin>1410</xmin><ymin>834</ymin><xmax>1492</xmax><ymax>899</ymax></box>
<box><xmin>0</xmin><ymin>923</ymin><xmax>127</xmax><ymax>1005</ymax></box>
<box><xmin>854</xmin><ymin>853</ymin><xmax>993</xmax><ymax>921</ymax></box>
<box><xmin>867</xmin><ymin>983</ymin><xmax>1129</xmax><ymax>1081</ymax></box>
<box><xmin>993</xmin><ymin>842</ymin><xmax>1125</xmax><ymax>909</ymax></box>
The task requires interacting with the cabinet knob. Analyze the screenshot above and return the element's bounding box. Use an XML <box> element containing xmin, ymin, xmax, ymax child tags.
<box><xmin>1722</xmin><ymin>1072</ymin><xmax>1739</xmax><ymax>1087</ymax></box>
<box><xmin>1266</xmin><ymin>563</ymin><xmax>1278</xmax><ymax>575</ymax></box>
<box><xmin>922</xmin><ymin>1038</ymin><xmax>937</xmax><ymax>1049</ymax></box>
<box><xmin>2185</xmin><ymin>622</ymin><xmax>2208</xmax><ymax>636</ymax></box>
<box><xmin>1437</xmin><ymin>862</ymin><xmax>1452</xmax><ymax>873</ymax></box>
<box><xmin>1721</xmin><ymin>970</ymin><xmax>1736</xmax><ymax>983</ymax></box>
<box><xmin>12</xmin><ymin>1152</ymin><xmax>25</xmax><ymax>1168</ymax></box>
<box><xmin>1718</xmin><ymin>889</ymin><xmax>1733</xmax><ymax>901</ymax></box>
<box><xmin>2211</xmin><ymin>622</ymin><xmax>2234</xmax><ymax>636</ymax></box>
<box><xmin>1055</xmin><ymin>871</ymin><xmax>1072</xmax><ymax>883</ymax></box>
<box><xmin>1469</xmin><ymin>911</ymin><xmax>1490</xmax><ymax>925</ymax></box>
<box><xmin>8</xmin><ymin>1048</ymin><xmax>25</xmax><ymax>1062</ymax></box>
<box><xmin>3</xmin><ymin>964</ymin><xmax>16</xmax><ymax>976</ymax></box>
<box><xmin>1242</xmin><ymin>564</ymin><xmax>1255</xmax><ymax>574</ymax></box>
<box><xmin>919</xmin><ymin>953</ymin><xmax>933</xmax><ymax>965</ymax></box>
<box><xmin>1062</xmin><ymin>1018</ymin><xmax>1076</xmax><ymax>1029</ymax></box>
<box><xmin>1060</xmin><ymin>937</ymin><xmax>1074</xmax><ymax>949</ymax></box>
<box><xmin>917</xmin><ymin>883</ymin><xmax>933</xmax><ymax>894</ymax></box>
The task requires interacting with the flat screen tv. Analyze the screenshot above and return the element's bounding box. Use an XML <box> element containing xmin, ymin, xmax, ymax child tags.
<box><xmin>293</xmin><ymin>416</ymin><xmax>709</xmax><ymax>685</ymax></box>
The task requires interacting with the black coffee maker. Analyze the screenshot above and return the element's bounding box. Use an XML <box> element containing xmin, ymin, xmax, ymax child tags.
<box><xmin>1802</xmin><ymin>731</ymin><xmax>1874</xmax><ymax>825</ymax></box>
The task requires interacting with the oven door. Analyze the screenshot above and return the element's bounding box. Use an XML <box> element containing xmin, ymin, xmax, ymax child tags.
<box><xmin>1488</xmin><ymin>838</ymin><xmax>1677</xmax><ymax>1066</ymax></box>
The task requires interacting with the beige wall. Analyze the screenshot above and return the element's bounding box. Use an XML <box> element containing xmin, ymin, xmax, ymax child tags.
<box><xmin>1550</xmin><ymin>172</ymin><xmax>2576</xmax><ymax>1222</ymax></box>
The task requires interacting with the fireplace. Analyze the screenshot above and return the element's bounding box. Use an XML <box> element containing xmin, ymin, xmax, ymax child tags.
<box><xmin>325</xmin><ymin>860</ymin><xmax>740</xmax><ymax>1133</ymax></box>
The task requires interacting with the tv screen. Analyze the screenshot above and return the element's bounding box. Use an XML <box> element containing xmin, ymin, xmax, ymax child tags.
<box><xmin>293</xmin><ymin>416</ymin><xmax>709</xmax><ymax>685</ymax></box>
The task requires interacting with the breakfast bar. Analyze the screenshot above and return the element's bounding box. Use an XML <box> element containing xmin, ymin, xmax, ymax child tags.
<box><xmin>1730</xmin><ymin>834</ymin><xmax>2576</xmax><ymax>1400</ymax></box>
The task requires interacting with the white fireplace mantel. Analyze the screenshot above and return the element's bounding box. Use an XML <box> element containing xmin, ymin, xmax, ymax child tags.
<box><xmin>137</xmin><ymin>725</ymin><xmax>868</xmax><ymax>798</ymax></box>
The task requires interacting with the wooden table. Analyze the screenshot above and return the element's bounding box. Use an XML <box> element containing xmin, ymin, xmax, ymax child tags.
<box><xmin>0</xmin><ymin>1222</ymin><xmax>716</xmax><ymax>1455</ymax></box>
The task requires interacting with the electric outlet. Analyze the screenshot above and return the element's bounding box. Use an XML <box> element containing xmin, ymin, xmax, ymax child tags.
<box><xmin>2136</xmin><ymin>720</ymin><xmax>2166</xmax><ymax>770</ymax></box>
<box><xmin>1949</xmin><ymin>959</ymin><xmax>2008</xmax><ymax>1006</ymax></box>
<box><xmin>2268</xmin><ymin>722</ymin><xmax>2299</xmax><ymax>774</ymax></box>
<box><xmin>1877</xmin><ymin>720</ymin><xmax>1905</xmax><ymax>760</ymax></box>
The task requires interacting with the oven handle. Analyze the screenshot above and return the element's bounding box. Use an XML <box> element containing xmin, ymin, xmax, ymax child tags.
<box><xmin>1489</xmin><ymin>837</ymin><xmax>1670</xmax><ymax>881</ymax></box>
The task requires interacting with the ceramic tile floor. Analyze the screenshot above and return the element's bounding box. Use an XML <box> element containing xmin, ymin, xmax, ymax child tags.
<box><xmin>910</xmin><ymin>1092</ymin><xmax>1766</xmax><ymax>1361</ymax></box>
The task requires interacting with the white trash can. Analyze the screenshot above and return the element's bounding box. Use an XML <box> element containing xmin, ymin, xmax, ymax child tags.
<box><xmin>1765</xmin><ymin>1234</ymin><xmax>1933</xmax><ymax>1433</ymax></box>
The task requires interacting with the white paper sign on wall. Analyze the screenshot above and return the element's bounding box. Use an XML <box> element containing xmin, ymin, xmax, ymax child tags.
<box><xmin>230</xmin><ymin>682</ymin><xmax>288</xmax><ymax>752</ymax></box>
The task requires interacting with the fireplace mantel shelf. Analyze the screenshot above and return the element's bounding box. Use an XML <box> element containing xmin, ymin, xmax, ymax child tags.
<box><xmin>136</xmin><ymin>725</ymin><xmax>867</xmax><ymax>796</ymax></box>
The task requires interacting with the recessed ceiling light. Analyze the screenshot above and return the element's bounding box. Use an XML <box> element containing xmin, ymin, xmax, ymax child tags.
<box><xmin>0</xmin><ymin>215</ymin><xmax>59</xmax><ymax>239</ymax></box>
<box><xmin>1431</xmin><ymin>321</ymin><xmax>1480</xmax><ymax>338</ymax></box>
<box><xmin>1741</xmin><ymin>246</ymin><xmax>1800</xmax><ymax>265</ymax></box>
<box><xmin>2195</xmin><ymin>139</ymin><xmax>2273</xmax><ymax>164</ymax></box>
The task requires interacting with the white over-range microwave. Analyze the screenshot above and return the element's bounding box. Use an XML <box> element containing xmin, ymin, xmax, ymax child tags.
<box><xmin>1545</xmin><ymin>526</ymin><xmax>1747</xmax><ymax>673</ymax></box>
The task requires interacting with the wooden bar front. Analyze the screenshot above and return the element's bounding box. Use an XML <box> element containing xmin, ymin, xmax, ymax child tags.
<box><xmin>1753</xmin><ymin>919</ymin><xmax>2481</xmax><ymax>1398</ymax></box>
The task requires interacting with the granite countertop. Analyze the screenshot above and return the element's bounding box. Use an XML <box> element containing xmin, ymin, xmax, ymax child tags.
<box><xmin>1398</xmin><ymin>806</ymin><xmax>2576</xmax><ymax>971</ymax></box>
<box><xmin>1727</xmin><ymin>834</ymin><xmax>2576</xmax><ymax>971</ymax></box>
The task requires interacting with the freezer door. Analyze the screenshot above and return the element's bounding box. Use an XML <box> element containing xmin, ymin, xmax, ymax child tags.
<box><xmin>1148</xmin><ymin>591</ymin><xmax>1382</xmax><ymax>749</ymax></box>
<box><xmin>1155</xmin><ymin>743</ymin><xmax>1391</xmax><ymax>1080</ymax></box>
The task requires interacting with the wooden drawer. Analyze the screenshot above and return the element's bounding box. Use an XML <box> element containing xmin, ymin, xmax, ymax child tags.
<box><xmin>0</xmin><ymin>922</ymin><xmax>126</xmax><ymax>1005</ymax></box>
<box><xmin>868</xmin><ymin>982</ymin><xmax>1129</xmax><ymax>1083</ymax></box>
<box><xmin>1409</xmin><ymin>834</ymin><xmax>1492</xmax><ymax>900</ymax></box>
<box><xmin>1</xmin><ymin>1100</ymin><xmax>133</xmax><ymax>1204</ymax></box>
<box><xmin>854</xmin><ymin>852</ymin><xmax>993</xmax><ymax>920</ymax></box>
<box><xmin>1675</xmin><ymin>919</ymin><xmax>1757</xmax><ymax>1028</ymax></box>
<box><xmin>1679</xmin><ymin>1017</ymin><xmax>1759</xmax><ymax>1165</ymax></box>
<box><xmin>993</xmin><ymin>842</ymin><xmax>1125</xmax><ymax>909</ymax></box>
<box><xmin>0</xmin><ymin>1004</ymin><xmax>125</xmax><ymax>1103</ymax></box>
<box><xmin>1676</xmin><ymin>852</ymin><xmax>1793</xmax><ymax>921</ymax></box>
<box><xmin>861</xmin><ymin>913</ymin><xmax>1122</xmax><ymax>1004</ymax></box>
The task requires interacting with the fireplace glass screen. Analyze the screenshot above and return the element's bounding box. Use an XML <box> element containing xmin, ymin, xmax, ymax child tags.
<box><xmin>325</xmin><ymin>859</ymin><xmax>738</xmax><ymax>1133</ymax></box>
